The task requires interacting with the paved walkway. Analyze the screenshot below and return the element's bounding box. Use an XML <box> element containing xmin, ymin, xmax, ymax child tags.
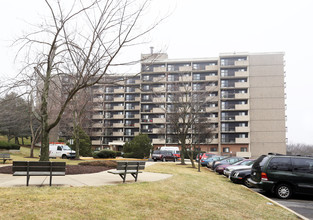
<box><xmin>0</xmin><ymin>162</ymin><xmax>172</xmax><ymax>187</ymax></box>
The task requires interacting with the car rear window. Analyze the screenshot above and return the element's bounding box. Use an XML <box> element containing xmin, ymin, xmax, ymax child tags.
<box><xmin>153</xmin><ymin>150</ymin><xmax>161</xmax><ymax>154</ymax></box>
<box><xmin>252</xmin><ymin>155</ymin><xmax>269</xmax><ymax>170</ymax></box>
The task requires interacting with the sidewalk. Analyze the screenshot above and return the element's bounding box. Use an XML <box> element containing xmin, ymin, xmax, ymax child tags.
<box><xmin>0</xmin><ymin>162</ymin><xmax>172</xmax><ymax>187</ymax></box>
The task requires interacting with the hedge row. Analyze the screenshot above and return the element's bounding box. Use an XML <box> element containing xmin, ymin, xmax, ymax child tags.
<box><xmin>93</xmin><ymin>150</ymin><xmax>122</xmax><ymax>159</ymax></box>
<box><xmin>0</xmin><ymin>141</ymin><xmax>20</xmax><ymax>150</ymax></box>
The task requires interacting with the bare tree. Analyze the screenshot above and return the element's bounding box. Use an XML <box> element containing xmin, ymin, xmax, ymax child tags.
<box><xmin>287</xmin><ymin>143</ymin><xmax>313</xmax><ymax>156</ymax></box>
<box><xmin>7</xmin><ymin>0</ymin><xmax>161</xmax><ymax>161</ymax></box>
<box><xmin>165</xmin><ymin>78</ymin><xmax>214</xmax><ymax>167</ymax></box>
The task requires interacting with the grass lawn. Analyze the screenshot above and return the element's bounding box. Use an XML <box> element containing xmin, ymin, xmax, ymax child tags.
<box><xmin>0</xmin><ymin>163</ymin><xmax>298</xmax><ymax>220</ymax></box>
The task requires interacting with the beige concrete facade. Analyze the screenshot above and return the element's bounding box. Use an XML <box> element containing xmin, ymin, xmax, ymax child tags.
<box><xmin>86</xmin><ymin>52</ymin><xmax>286</xmax><ymax>158</ymax></box>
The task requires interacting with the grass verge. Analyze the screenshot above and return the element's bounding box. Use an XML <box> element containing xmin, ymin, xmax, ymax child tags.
<box><xmin>0</xmin><ymin>163</ymin><xmax>298</xmax><ymax>220</ymax></box>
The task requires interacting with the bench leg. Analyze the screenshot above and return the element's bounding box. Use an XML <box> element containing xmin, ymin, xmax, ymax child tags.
<box><xmin>119</xmin><ymin>174</ymin><xmax>126</xmax><ymax>183</ymax></box>
<box><xmin>27</xmin><ymin>175</ymin><xmax>30</xmax><ymax>186</ymax></box>
<box><xmin>50</xmin><ymin>175</ymin><xmax>52</xmax><ymax>186</ymax></box>
<box><xmin>131</xmin><ymin>173</ymin><xmax>138</xmax><ymax>182</ymax></box>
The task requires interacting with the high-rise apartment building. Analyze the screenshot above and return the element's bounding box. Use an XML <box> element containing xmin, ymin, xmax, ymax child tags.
<box><xmin>89</xmin><ymin>52</ymin><xmax>286</xmax><ymax>158</ymax></box>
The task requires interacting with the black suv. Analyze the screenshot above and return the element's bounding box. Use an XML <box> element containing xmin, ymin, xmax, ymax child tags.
<box><xmin>151</xmin><ymin>150</ymin><xmax>177</xmax><ymax>162</ymax></box>
<box><xmin>249</xmin><ymin>154</ymin><xmax>313</xmax><ymax>199</ymax></box>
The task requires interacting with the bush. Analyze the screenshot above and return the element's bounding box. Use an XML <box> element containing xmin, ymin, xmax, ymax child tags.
<box><xmin>123</xmin><ymin>152</ymin><xmax>135</xmax><ymax>158</ymax></box>
<box><xmin>0</xmin><ymin>141</ymin><xmax>20</xmax><ymax>150</ymax></box>
<box><xmin>94</xmin><ymin>150</ymin><xmax>116</xmax><ymax>159</ymax></box>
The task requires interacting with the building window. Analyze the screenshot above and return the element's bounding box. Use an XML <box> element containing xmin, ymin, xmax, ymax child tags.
<box><xmin>240</xmin><ymin>147</ymin><xmax>248</xmax><ymax>152</ymax></box>
<box><xmin>210</xmin><ymin>147</ymin><xmax>217</xmax><ymax>152</ymax></box>
<box><xmin>223</xmin><ymin>147</ymin><xmax>230</xmax><ymax>153</ymax></box>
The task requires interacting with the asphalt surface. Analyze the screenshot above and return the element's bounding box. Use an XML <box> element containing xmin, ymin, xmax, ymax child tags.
<box><xmin>253</xmin><ymin>188</ymin><xmax>313</xmax><ymax>220</ymax></box>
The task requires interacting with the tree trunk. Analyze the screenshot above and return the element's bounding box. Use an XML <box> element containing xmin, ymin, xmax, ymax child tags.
<box><xmin>180</xmin><ymin>142</ymin><xmax>186</xmax><ymax>165</ymax></box>
<box><xmin>22</xmin><ymin>137</ymin><xmax>24</xmax><ymax>145</ymax></box>
<box><xmin>15</xmin><ymin>137</ymin><xmax>19</xmax><ymax>145</ymax></box>
<box><xmin>39</xmin><ymin>68</ymin><xmax>51</xmax><ymax>161</ymax></box>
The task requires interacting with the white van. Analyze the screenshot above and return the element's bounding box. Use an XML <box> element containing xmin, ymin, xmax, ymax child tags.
<box><xmin>49</xmin><ymin>142</ymin><xmax>76</xmax><ymax>159</ymax></box>
<box><xmin>159</xmin><ymin>146</ymin><xmax>180</xmax><ymax>158</ymax></box>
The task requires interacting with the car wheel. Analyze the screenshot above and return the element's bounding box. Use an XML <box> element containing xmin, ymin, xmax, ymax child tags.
<box><xmin>275</xmin><ymin>183</ymin><xmax>292</xmax><ymax>199</ymax></box>
<box><xmin>243</xmin><ymin>176</ymin><xmax>253</xmax><ymax>188</ymax></box>
<box><xmin>153</xmin><ymin>159</ymin><xmax>157</xmax><ymax>162</ymax></box>
<box><xmin>62</xmin><ymin>155</ymin><xmax>67</xmax><ymax>159</ymax></box>
<box><xmin>162</xmin><ymin>157</ymin><xmax>166</xmax><ymax>162</ymax></box>
<box><xmin>173</xmin><ymin>158</ymin><xmax>176</xmax><ymax>162</ymax></box>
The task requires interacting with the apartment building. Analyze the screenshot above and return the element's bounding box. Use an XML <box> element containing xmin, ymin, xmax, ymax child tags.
<box><xmin>89</xmin><ymin>52</ymin><xmax>286</xmax><ymax>158</ymax></box>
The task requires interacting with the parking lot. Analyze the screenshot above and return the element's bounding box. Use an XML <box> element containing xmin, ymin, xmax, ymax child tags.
<box><xmin>253</xmin><ymin>188</ymin><xmax>313</xmax><ymax>220</ymax></box>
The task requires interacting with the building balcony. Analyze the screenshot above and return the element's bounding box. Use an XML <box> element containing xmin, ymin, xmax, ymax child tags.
<box><xmin>153</xmin><ymin>118</ymin><xmax>166</xmax><ymax>123</ymax></box>
<box><xmin>206</xmin><ymin>107</ymin><xmax>219</xmax><ymax>112</ymax></box>
<box><xmin>141</xmin><ymin>118</ymin><xmax>153</xmax><ymax>123</ymax></box>
<box><xmin>134</xmin><ymin>123</ymin><xmax>140</xmax><ymax>127</ymax></box>
<box><xmin>153</xmin><ymin>87</ymin><xmax>166</xmax><ymax>92</ymax></box>
<box><xmin>112</xmin><ymin>123</ymin><xmax>124</xmax><ymax>128</ymax></box>
<box><xmin>114</xmin><ymin>97</ymin><xmax>124</xmax><ymax>102</ymax></box>
<box><xmin>93</xmin><ymin>106</ymin><xmax>103</xmax><ymax>111</ymax></box>
<box><xmin>113</xmin><ymin>114</ymin><xmax>124</xmax><ymax>119</ymax></box>
<box><xmin>235</xmin><ymin>115</ymin><xmax>249</xmax><ymax>121</ymax></box>
<box><xmin>205</xmin><ymin>75</ymin><xmax>218</xmax><ymax>81</ymax></box>
<box><xmin>114</xmin><ymin>88</ymin><xmax>124</xmax><ymax>93</ymax></box>
<box><xmin>92</xmin><ymin>123</ymin><xmax>103</xmax><ymax>128</ymax></box>
<box><xmin>235</xmin><ymin>60</ymin><xmax>248</xmax><ymax>66</ymax></box>
<box><xmin>91</xmin><ymin>140</ymin><xmax>101</xmax><ymax>145</ymax></box>
<box><xmin>93</xmin><ymin>89</ymin><xmax>104</xmax><ymax>94</ymax></box>
<box><xmin>152</xmin><ymin>108</ymin><xmax>165</xmax><ymax>113</ymax></box>
<box><xmin>153</xmin><ymin>66</ymin><xmax>166</xmax><ymax>72</ymax></box>
<box><xmin>154</xmin><ymin>76</ymin><xmax>166</xmax><ymax>82</ymax></box>
<box><xmin>235</xmin><ymin>126</ymin><xmax>250</xmax><ymax>133</ymax></box>
<box><xmin>92</xmin><ymin>115</ymin><xmax>104</xmax><ymax>120</ymax></box>
<box><xmin>152</xmin><ymin>138</ymin><xmax>166</xmax><ymax>144</ymax></box>
<box><xmin>113</xmin><ymin>132</ymin><xmax>124</xmax><ymax>136</ymax></box>
<box><xmin>91</xmin><ymin>132</ymin><xmax>103</xmax><ymax>136</ymax></box>
<box><xmin>235</xmin><ymin>70</ymin><xmax>249</xmax><ymax>77</ymax></box>
<box><xmin>235</xmin><ymin>137</ymin><xmax>250</xmax><ymax>144</ymax></box>
<box><xmin>206</xmin><ymin>96</ymin><xmax>218</xmax><ymax>102</ymax></box>
<box><xmin>209</xmin><ymin>117</ymin><xmax>219</xmax><ymax>123</ymax></box>
<box><xmin>235</xmin><ymin>104</ymin><xmax>249</xmax><ymax>110</ymax></box>
<box><xmin>179</xmin><ymin>76</ymin><xmax>192</xmax><ymax>82</ymax></box>
<box><xmin>135</xmin><ymin>97</ymin><xmax>141</xmax><ymax>101</ymax></box>
<box><xmin>205</xmin><ymin>65</ymin><xmax>218</xmax><ymax>71</ymax></box>
<box><xmin>179</xmin><ymin>66</ymin><xmax>192</xmax><ymax>72</ymax></box>
<box><xmin>206</xmin><ymin>86</ymin><xmax>218</xmax><ymax>91</ymax></box>
<box><xmin>113</xmin><ymin>106</ymin><xmax>124</xmax><ymax>110</ymax></box>
<box><xmin>235</xmin><ymin>93</ymin><xmax>249</xmax><ymax>99</ymax></box>
<box><xmin>153</xmin><ymin>97</ymin><xmax>166</xmax><ymax>103</ymax></box>
<box><xmin>235</xmin><ymin>82</ymin><xmax>249</xmax><ymax>88</ymax></box>
<box><xmin>209</xmin><ymin>138</ymin><xmax>219</xmax><ymax>144</ymax></box>
<box><xmin>152</xmin><ymin>128</ymin><xmax>165</xmax><ymax>134</ymax></box>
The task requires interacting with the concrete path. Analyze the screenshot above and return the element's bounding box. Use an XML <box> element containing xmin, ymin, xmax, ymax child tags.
<box><xmin>0</xmin><ymin>162</ymin><xmax>172</xmax><ymax>187</ymax></box>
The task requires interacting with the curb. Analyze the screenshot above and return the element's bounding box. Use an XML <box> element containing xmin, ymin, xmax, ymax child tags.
<box><xmin>243</xmin><ymin>186</ymin><xmax>309</xmax><ymax>220</ymax></box>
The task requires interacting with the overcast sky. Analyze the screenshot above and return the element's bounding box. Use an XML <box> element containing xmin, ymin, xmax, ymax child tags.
<box><xmin>1</xmin><ymin>0</ymin><xmax>313</xmax><ymax>145</ymax></box>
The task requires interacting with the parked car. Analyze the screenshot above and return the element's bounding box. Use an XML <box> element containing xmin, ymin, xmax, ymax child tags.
<box><xmin>151</xmin><ymin>150</ymin><xmax>177</xmax><ymax>162</ymax></box>
<box><xmin>224</xmin><ymin>159</ymin><xmax>255</xmax><ymax>177</ymax></box>
<box><xmin>215</xmin><ymin>158</ymin><xmax>248</xmax><ymax>174</ymax></box>
<box><xmin>196</xmin><ymin>153</ymin><xmax>204</xmax><ymax>162</ymax></box>
<box><xmin>212</xmin><ymin>157</ymin><xmax>244</xmax><ymax>171</ymax></box>
<box><xmin>230</xmin><ymin>168</ymin><xmax>253</xmax><ymax>188</ymax></box>
<box><xmin>201</xmin><ymin>155</ymin><xmax>225</xmax><ymax>167</ymax></box>
<box><xmin>207</xmin><ymin>156</ymin><xmax>228</xmax><ymax>169</ymax></box>
<box><xmin>249</xmin><ymin>154</ymin><xmax>313</xmax><ymax>199</ymax></box>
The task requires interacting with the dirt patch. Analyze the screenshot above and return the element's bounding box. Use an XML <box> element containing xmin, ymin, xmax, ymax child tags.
<box><xmin>0</xmin><ymin>165</ymin><xmax>111</xmax><ymax>175</ymax></box>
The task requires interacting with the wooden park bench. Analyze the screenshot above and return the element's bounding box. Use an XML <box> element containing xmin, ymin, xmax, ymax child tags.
<box><xmin>0</xmin><ymin>153</ymin><xmax>12</xmax><ymax>164</ymax></box>
<box><xmin>108</xmin><ymin>161</ymin><xmax>146</xmax><ymax>183</ymax></box>
<box><xmin>12</xmin><ymin>161</ymin><xmax>66</xmax><ymax>186</ymax></box>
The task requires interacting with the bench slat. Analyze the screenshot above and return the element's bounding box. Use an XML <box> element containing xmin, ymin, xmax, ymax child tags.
<box><xmin>13</xmin><ymin>171</ymin><xmax>65</xmax><ymax>176</ymax></box>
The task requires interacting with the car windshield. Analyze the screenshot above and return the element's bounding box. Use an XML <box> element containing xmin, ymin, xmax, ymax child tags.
<box><xmin>62</xmin><ymin>145</ymin><xmax>71</xmax><ymax>150</ymax></box>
